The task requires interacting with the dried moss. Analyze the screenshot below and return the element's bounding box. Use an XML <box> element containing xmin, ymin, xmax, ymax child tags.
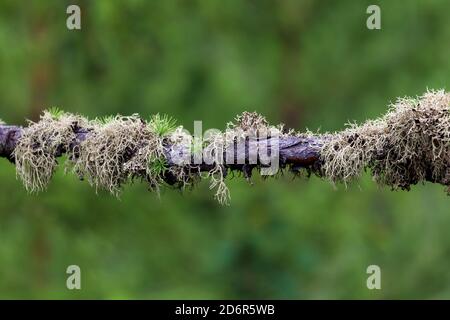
<box><xmin>321</xmin><ymin>90</ymin><xmax>450</xmax><ymax>193</ymax></box>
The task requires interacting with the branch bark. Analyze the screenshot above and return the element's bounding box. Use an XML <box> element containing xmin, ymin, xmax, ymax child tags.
<box><xmin>0</xmin><ymin>125</ymin><xmax>22</xmax><ymax>162</ymax></box>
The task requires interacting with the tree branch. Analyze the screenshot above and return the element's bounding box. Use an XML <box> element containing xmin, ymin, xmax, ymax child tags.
<box><xmin>2</xmin><ymin>88</ymin><xmax>449</xmax><ymax>202</ymax></box>
<box><xmin>0</xmin><ymin>124</ymin><xmax>324</xmax><ymax>171</ymax></box>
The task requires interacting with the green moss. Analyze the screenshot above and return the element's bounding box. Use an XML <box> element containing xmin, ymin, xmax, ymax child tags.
<box><xmin>148</xmin><ymin>114</ymin><xmax>177</xmax><ymax>137</ymax></box>
<box><xmin>46</xmin><ymin>107</ymin><xmax>65</xmax><ymax>120</ymax></box>
<box><xmin>95</xmin><ymin>115</ymin><xmax>116</xmax><ymax>125</ymax></box>
<box><xmin>148</xmin><ymin>156</ymin><xmax>168</xmax><ymax>176</ymax></box>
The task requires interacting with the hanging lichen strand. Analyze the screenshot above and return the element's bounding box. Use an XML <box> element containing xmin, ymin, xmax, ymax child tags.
<box><xmin>6</xmin><ymin>90</ymin><xmax>450</xmax><ymax>204</ymax></box>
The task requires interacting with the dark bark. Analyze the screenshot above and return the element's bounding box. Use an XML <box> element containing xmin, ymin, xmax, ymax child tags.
<box><xmin>0</xmin><ymin>125</ymin><xmax>23</xmax><ymax>162</ymax></box>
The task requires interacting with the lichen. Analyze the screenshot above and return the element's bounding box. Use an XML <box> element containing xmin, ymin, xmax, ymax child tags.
<box><xmin>320</xmin><ymin>89</ymin><xmax>450</xmax><ymax>193</ymax></box>
<box><xmin>72</xmin><ymin>115</ymin><xmax>164</xmax><ymax>196</ymax></box>
<box><xmin>14</xmin><ymin>110</ymin><xmax>89</xmax><ymax>192</ymax></box>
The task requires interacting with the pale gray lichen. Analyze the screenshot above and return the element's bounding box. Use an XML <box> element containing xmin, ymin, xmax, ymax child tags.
<box><xmin>321</xmin><ymin>90</ymin><xmax>450</xmax><ymax>193</ymax></box>
<box><xmin>14</xmin><ymin>111</ymin><xmax>89</xmax><ymax>192</ymax></box>
<box><xmin>72</xmin><ymin>115</ymin><xmax>163</xmax><ymax>196</ymax></box>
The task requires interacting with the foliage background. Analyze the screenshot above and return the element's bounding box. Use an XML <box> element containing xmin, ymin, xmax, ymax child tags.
<box><xmin>0</xmin><ymin>0</ymin><xmax>449</xmax><ymax>299</ymax></box>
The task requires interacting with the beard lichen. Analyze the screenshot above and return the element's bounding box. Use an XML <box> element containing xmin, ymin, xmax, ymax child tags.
<box><xmin>320</xmin><ymin>90</ymin><xmax>450</xmax><ymax>193</ymax></box>
<box><xmin>14</xmin><ymin>110</ymin><xmax>89</xmax><ymax>193</ymax></box>
<box><xmin>201</xmin><ymin>130</ymin><xmax>230</xmax><ymax>205</ymax></box>
<box><xmin>72</xmin><ymin>115</ymin><xmax>164</xmax><ymax>196</ymax></box>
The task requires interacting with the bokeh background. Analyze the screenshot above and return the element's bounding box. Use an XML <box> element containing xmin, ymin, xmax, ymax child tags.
<box><xmin>0</xmin><ymin>0</ymin><xmax>449</xmax><ymax>299</ymax></box>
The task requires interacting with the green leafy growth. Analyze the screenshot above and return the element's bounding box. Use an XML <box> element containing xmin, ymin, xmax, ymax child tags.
<box><xmin>46</xmin><ymin>107</ymin><xmax>65</xmax><ymax>120</ymax></box>
<box><xmin>95</xmin><ymin>115</ymin><xmax>116</xmax><ymax>125</ymax></box>
<box><xmin>148</xmin><ymin>114</ymin><xmax>177</xmax><ymax>137</ymax></box>
<box><xmin>148</xmin><ymin>156</ymin><xmax>168</xmax><ymax>176</ymax></box>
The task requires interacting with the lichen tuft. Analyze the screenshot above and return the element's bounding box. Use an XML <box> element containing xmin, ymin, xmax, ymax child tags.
<box><xmin>14</xmin><ymin>111</ymin><xmax>89</xmax><ymax>192</ymax></box>
<box><xmin>320</xmin><ymin>90</ymin><xmax>450</xmax><ymax>193</ymax></box>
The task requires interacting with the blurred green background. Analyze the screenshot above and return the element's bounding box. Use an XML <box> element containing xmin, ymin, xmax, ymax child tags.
<box><xmin>0</xmin><ymin>0</ymin><xmax>449</xmax><ymax>299</ymax></box>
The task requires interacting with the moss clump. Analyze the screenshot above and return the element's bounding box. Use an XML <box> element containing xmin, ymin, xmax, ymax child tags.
<box><xmin>14</xmin><ymin>111</ymin><xmax>89</xmax><ymax>192</ymax></box>
<box><xmin>321</xmin><ymin>90</ymin><xmax>450</xmax><ymax>193</ymax></box>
